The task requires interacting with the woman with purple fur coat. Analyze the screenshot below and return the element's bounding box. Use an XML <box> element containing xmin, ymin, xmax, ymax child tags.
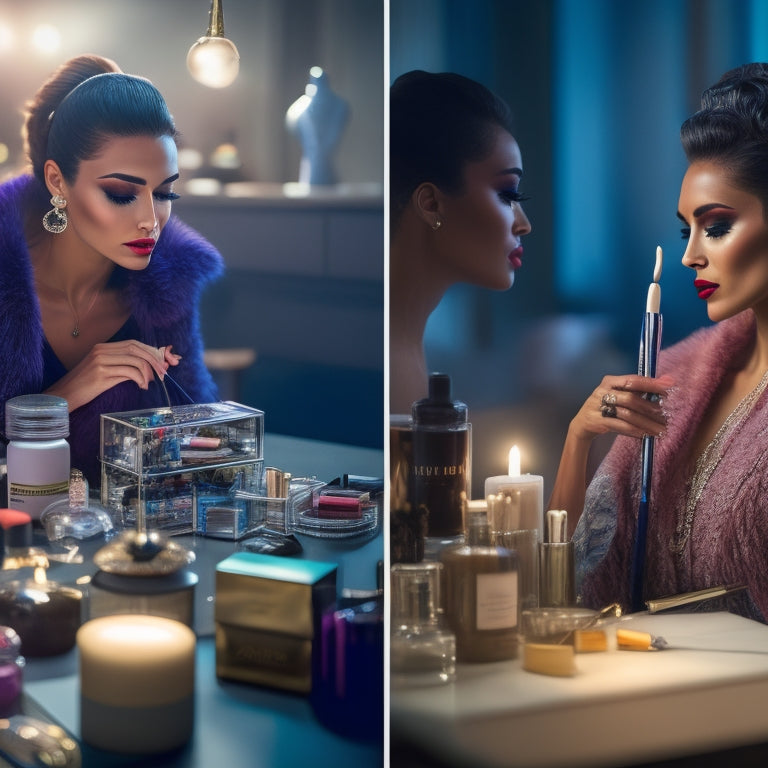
<box><xmin>0</xmin><ymin>55</ymin><xmax>223</xmax><ymax>485</ymax></box>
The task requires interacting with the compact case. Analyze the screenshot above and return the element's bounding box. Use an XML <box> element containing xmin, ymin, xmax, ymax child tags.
<box><xmin>214</xmin><ymin>552</ymin><xmax>336</xmax><ymax>693</ymax></box>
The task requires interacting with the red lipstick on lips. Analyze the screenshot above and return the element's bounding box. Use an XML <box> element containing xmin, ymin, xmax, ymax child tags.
<box><xmin>124</xmin><ymin>238</ymin><xmax>156</xmax><ymax>256</ymax></box>
<box><xmin>694</xmin><ymin>279</ymin><xmax>719</xmax><ymax>300</ymax></box>
<box><xmin>508</xmin><ymin>246</ymin><xmax>523</xmax><ymax>270</ymax></box>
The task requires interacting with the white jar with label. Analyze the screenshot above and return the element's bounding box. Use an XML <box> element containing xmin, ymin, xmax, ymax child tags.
<box><xmin>5</xmin><ymin>394</ymin><xmax>70</xmax><ymax>519</ymax></box>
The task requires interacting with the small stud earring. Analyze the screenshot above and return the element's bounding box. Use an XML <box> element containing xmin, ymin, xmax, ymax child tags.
<box><xmin>432</xmin><ymin>217</ymin><xmax>442</xmax><ymax>231</ymax></box>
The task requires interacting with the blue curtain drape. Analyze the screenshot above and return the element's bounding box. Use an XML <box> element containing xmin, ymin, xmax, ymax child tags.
<box><xmin>391</xmin><ymin>0</ymin><xmax>768</xmax><ymax>406</ymax></box>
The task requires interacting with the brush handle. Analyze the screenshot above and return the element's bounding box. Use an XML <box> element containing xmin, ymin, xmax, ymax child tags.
<box><xmin>638</xmin><ymin>311</ymin><xmax>662</xmax><ymax>378</ymax></box>
<box><xmin>632</xmin><ymin>310</ymin><xmax>662</xmax><ymax>612</ymax></box>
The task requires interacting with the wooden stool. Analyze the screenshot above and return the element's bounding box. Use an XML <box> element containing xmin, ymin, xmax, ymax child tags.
<box><xmin>203</xmin><ymin>348</ymin><xmax>257</xmax><ymax>403</ymax></box>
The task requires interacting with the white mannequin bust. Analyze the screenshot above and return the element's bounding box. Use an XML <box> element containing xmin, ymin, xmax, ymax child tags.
<box><xmin>286</xmin><ymin>66</ymin><xmax>349</xmax><ymax>185</ymax></box>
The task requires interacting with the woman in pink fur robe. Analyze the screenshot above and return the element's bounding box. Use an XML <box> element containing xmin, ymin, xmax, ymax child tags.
<box><xmin>550</xmin><ymin>63</ymin><xmax>768</xmax><ymax>622</ymax></box>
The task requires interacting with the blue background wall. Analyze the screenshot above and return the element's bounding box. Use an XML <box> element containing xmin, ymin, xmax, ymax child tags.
<box><xmin>391</xmin><ymin>0</ymin><xmax>768</xmax><ymax>491</ymax></box>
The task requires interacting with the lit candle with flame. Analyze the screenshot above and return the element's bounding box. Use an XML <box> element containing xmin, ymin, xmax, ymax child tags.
<box><xmin>78</xmin><ymin>614</ymin><xmax>196</xmax><ymax>753</ymax></box>
<box><xmin>484</xmin><ymin>445</ymin><xmax>544</xmax><ymax>615</ymax></box>
<box><xmin>484</xmin><ymin>445</ymin><xmax>543</xmax><ymax>534</ymax></box>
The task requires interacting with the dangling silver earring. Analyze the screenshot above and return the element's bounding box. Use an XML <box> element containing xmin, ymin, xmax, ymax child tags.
<box><xmin>42</xmin><ymin>195</ymin><xmax>68</xmax><ymax>234</ymax></box>
<box><xmin>432</xmin><ymin>217</ymin><xmax>442</xmax><ymax>231</ymax></box>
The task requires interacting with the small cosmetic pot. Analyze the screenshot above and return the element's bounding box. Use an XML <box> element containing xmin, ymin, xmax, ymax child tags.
<box><xmin>88</xmin><ymin>569</ymin><xmax>198</xmax><ymax>628</ymax></box>
<box><xmin>0</xmin><ymin>580</ymin><xmax>82</xmax><ymax>657</ymax></box>
<box><xmin>520</xmin><ymin>607</ymin><xmax>599</xmax><ymax>645</ymax></box>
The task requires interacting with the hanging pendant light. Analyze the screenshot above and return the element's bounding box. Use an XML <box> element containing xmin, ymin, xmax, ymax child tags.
<box><xmin>186</xmin><ymin>0</ymin><xmax>240</xmax><ymax>88</ymax></box>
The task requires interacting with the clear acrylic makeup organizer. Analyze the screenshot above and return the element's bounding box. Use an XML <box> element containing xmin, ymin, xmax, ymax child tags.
<box><xmin>99</xmin><ymin>401</ymin><xmax>264</xmax><ymax>535</ymax></box>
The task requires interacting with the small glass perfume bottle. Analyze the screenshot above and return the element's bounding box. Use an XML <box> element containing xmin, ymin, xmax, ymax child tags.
<box><xmin>390</xmin><ymin>562</ymin><xmax>456</xmax><ymax>687</ymax></box>
<box><xmin>440</xmin><ymin>504</ymin><xmax>518</xmax><ymax>663</ymax></box>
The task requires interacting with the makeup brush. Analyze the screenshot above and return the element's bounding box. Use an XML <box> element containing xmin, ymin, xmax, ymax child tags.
<box><xmin>617</xmin><ymin>626</ymin><xmax>768</xmax><ymax>655</ymax></box>
<box><xmin>630</xmin><ymin>246</ymin><xmax>663</xmax><ymax>612</ymax></box>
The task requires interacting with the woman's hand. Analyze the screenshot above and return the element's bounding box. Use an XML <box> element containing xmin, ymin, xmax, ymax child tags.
<box><xmin>568</xmin><ymin>373</ymin><xmax>675</xmax><ymax>443</ymax></box>
<box><xmin>45</xmin><ymin>340</ymin><xmax>182</xmax><ymax>412</ymax></box>
<box><xmin>549</xmin><ymin>373</ymin><xmax>675</xmax><ymax>533</ymax></box>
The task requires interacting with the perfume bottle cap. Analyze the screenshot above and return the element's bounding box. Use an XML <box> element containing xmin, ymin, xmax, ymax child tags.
<box><xmin>546</xmin><ymin>509</ymin><xmax>568</xmax><ymax>544</ymax></box>
<box><xmin>5</xmin><ymin>394</ymin><xmax>69</xmax><ymax>439</ymax></box>
<box><xmin>412</xmin><ymin>373</ymin><xmax>468</xmax><ymax>427</ymax></box>
<box><xmin>465</xmin><ymin>503</ymin><xmax>491</xmax><ymax>546</ymax></box>
<box><xmin>0</xmin><ymin>510</ymin><xmax>32</xmax><ymax>550</ymax></box>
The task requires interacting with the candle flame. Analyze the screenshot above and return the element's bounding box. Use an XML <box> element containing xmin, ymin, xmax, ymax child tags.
<box><xmin>508</xmin><ymin>445</ymin><xmax>521</xmax><ymax>476</ymax></box>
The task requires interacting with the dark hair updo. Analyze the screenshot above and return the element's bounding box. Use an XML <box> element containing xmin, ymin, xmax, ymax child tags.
<box><xmin>681</xmin><ymin>62</ymin><xmax>768</xmax><ymax>212</ymax></box>
<box><xmin>390</xmin><ymin>70</ymin><xmax>515</xmax><ymax>224</ymax></box>
<box><xmin>23</xmin><ymin>53</ymin><xmax>178</xmax><ymax>186</ymax></box>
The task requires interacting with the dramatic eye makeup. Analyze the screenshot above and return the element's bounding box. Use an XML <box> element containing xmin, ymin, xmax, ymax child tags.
<box><xmin>102</xmin><ymin>187</ymin><xmax>137</xmax><ymax>206</ymax></box>
<box><xmin>496</xmin><ymin>166</ymin><xmax>528</xmax><ymax>205</ymax></box>
<box><xmin>703</xmin><ymin>219</ymin><xmax>733</xmax><ymax>238</ymax></box>
<box><xmin>677</xmin><ymin>203</ymin><xmax>736</xmax><ymax>240</ymax></box>
<box><xmin>498</xmin><ymin>188</ymin><xmax>530</xmax><ymax>205</ymax></box>
<box><xmin>98</xmin><ymin>172</ymin><xmax>180</xmax><ymax>207</ymax></box>
<box><xmin>102</xmin><ymin>187</ymin><xmax>181</xmax><ymax>206</ymax></box>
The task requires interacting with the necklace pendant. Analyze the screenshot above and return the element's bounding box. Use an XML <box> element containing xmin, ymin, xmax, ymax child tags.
<box><xmin>72</xmin><ymin>327</ymin><xmax>80</xmax><ymax>338</ymax></box>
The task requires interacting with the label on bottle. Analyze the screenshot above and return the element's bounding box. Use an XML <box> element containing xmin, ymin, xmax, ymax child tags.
<box><xmin>9</xmin><ymin>480</ymin><xmax>70</xmax><ymax>498</ymax></box>
<box><xmin>410</xmin><ymin>430</ymin><xmax>469</xmax><ymax>537</ymax></box>
<box><xmin>475</xmin><ymin>571</ymin><xmax>518</xmax><ymax>630</ymax></box>
<box><xmin>8</xmin><ymin>481</ymin><xmax>69</xmax><ymax>518</ymax></box>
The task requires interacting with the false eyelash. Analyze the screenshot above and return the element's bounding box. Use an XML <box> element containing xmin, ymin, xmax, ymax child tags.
<box><xmin>104</xmin><ymin>190</ymin><xmax>180</xmax><ymax>206</ymax></box>
<box><xmin>155</xmin><ymin>191</ymin><xmax>181</xmax><ymax>202</ymax></box>
<box><xmin>705</xmin><ymin>221</ymin><xmax>732</xmax><ymax>238</ymax></box>
<box><xmin>499</xmin><ymin>189</ymin><xmax>530</xmax><ymax>205</ymax></box>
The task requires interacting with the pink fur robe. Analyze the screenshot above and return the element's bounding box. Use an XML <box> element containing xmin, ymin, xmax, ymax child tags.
<box><xmin>575</xmin><ymin>310</ymin><xmax>768</xmax><ymax>621</ymax></box>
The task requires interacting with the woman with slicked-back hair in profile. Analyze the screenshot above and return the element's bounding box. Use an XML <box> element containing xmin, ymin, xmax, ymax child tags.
<box><xmin>389</xmin><ymin>70</ymin><xmax>532</xmax><ymax>414</ymax></box>
<box><xmin>0</xmin><ymin>54</ymin><xmax>223</xmax><ymax>485</ymax></box>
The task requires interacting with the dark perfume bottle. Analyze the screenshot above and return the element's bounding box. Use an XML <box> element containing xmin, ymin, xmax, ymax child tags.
<box><xmin>311</xmin><ymin>593</ymin><xmax>384</xmax><ymax>742</ymax></box>
<box><xmin>441</xmin><ymin>507</ymin><xmax>518</xmax><ymax>663</ymax></box>
<box><xmin>410</xmin><ymin>373</ymin><xmax>471</xmax><ymax>540</ymax></box>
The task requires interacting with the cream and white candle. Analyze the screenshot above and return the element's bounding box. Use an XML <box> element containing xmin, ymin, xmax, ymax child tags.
<box><xmin>484</xmin><ymin>446</ymin><xmax>544</xmax><ymax>615</ymax></box>
<box><xmin>77</xmin><ymin>614</ymin><xmax>196</xmax><ymax>754</ymax></box>
<box><xmin>484</xmin><ymin>446</ymin><xmax>544</xmax><ymax>534</ymax></box>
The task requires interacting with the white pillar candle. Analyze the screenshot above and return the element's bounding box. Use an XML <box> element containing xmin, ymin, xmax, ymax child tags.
<box><xmin>484</xmin><ymin>447</ymin><xmax>544</xmax><ymax>616</ymax></box>
<box><xmin>77</xmin><ymin>614</ymin><xmax>196</xmax><ymax>754</ymax></box>
<box><xmin>484</xmin><ymin>446</ymin><xmax>544</xmax><ymax>533</ymax></box>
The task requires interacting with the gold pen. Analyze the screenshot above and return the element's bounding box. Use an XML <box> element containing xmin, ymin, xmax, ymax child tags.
<box><xmin>645</xmin><ymin>584</ymin><xmax>747</xmax><ymax>613</ymax></box>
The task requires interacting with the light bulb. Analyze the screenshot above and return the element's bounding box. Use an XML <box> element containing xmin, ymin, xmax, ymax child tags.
<box><xmin>186</xmin><ymin>0</ymin><xmax>240</xmax><ymax>88</ymax></box>
<box><xmin>187</xmin><ymin>36</ymin><xmax>239</xmax><ymax>88</ymax></box>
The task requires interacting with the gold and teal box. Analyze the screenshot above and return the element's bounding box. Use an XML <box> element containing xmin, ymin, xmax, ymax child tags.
<box><xmin>214</xmin><ymin>552</ymin><xmax>336</xmax><ymax>693</ymax></box>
